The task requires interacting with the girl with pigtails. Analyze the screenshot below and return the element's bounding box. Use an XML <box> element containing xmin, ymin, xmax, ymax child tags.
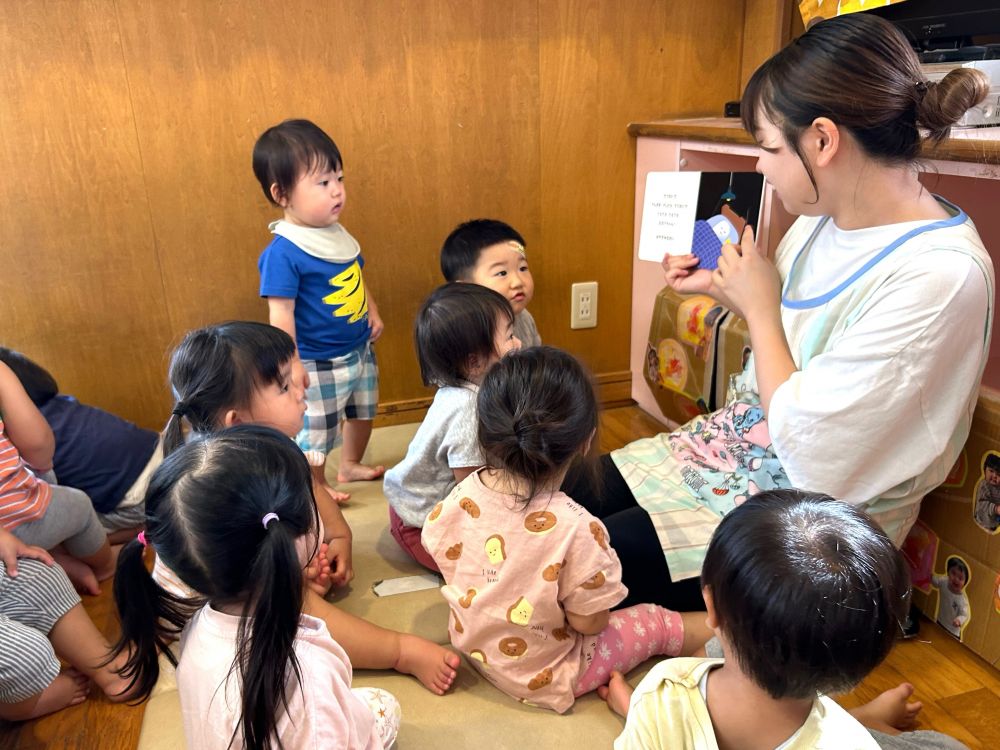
<box><xmin>110</xmin><ymin>425</ymin><xmax>400</xmax><ymax>750</ymax></box>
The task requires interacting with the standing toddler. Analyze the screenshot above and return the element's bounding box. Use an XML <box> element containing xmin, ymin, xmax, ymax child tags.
<box><xmin>255</xmin><ymin>119</ymin><xmax>384</xmax><ymax>505</ymax></box>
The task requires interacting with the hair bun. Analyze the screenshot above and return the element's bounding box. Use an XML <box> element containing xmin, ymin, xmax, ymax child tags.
<box><xmin>917</xmin><ymin>69</ymin><xmax>990</xmax><ymax>143</ymax></box>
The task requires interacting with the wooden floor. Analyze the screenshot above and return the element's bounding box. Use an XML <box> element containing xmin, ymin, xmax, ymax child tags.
<box><xmin>3</xmin><ymin>405</ymin><xmax>999</xmax><ymax>748</ymax></box>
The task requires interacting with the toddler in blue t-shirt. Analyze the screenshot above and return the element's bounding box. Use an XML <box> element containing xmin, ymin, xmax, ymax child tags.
<box><xmin>254</xmin><ymin>119</ymin><xmax>385</xmax><ymax>507</ymax></box>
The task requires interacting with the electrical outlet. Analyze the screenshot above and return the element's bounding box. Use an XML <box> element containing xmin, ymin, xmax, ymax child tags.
<box><xmin>570</xmin><ymin>281</ymin><xmax>598</xmax><ymax>329</ymax></box>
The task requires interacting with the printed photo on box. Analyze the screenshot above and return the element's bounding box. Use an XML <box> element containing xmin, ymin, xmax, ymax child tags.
<box><xmin>973</xmin><ymin>451</ymin><xmax>1000</xmax><ymax>533</ymax></box>
<box><xmin>930</xmin><ymin>554</ymin><xmax>972</xmax><ymax>640</ymax></box>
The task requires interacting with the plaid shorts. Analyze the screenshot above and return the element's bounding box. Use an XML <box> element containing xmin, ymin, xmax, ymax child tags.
<box><xmin>297</xmin><ymin>344</ymin><xmax>379</xmax><ymax>465</ymax></box>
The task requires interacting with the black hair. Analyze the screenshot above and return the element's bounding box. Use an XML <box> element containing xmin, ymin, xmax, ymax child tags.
<box><xmin>946</xmin><ymin>556</ymin><xmax>969</xmax><ymax>584</ymax></box>
<box><xmin>477</xmin><ymin>346</ymin><xmax>598</xmax><ymax>504</ymax></box>
<box><xmin>252</xmin><ymin>119</ymin><xmax>343</xmax><ymax>206</ymax></box>
<box><xmin>0</xmin><ymin>347</ymin><xmax>59</xmax><ymax>407</ymax></box>
<box><xmin>109</xmin><ymin>425</ymin><xmax>318</xmax><ymax>750</ymax></box>
<box><xmin>415</xmin><ymin>283</ymin><xmax>514</xmax><ymax>388</ymax></box>
<box><xmin>742</xmin><ymin>13</ymin><xmax>988</xmax><ymax>201</ymax></box>
<box><xmin>984</xmin><ymin>453</ymin><xmax>1000</xmax><ymax>474</ymax></box>
<box><xmin>701</xmin><ymin>489</ymin><xmax>911</xmax><ymax>700</ymax></box>
<box><xmin>440</xmin><ymin>219</ymin><xmax>526</xmax><ymax>282</ymax></box>
<box><xmin>163</xmin><ymin>321</ymin><xmax>297</xmax><ymax>456</ymax></box>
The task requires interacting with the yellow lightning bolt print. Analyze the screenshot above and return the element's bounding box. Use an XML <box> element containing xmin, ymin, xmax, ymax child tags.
<box><xmin>322</xmin><ymin>260</ymin><xmax>368</xmax><ymax>323</ymax></box>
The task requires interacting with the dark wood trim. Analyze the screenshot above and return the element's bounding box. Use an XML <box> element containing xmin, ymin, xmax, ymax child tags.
<box><xmin>628</xmin><ymin>117</ymin><xmax>1000</xmax><ymax>165</ymax></box>
<box><xmin>374</xmin><ymin>370</ymin><xmax>634</xmax><ymax>427</ymax></box>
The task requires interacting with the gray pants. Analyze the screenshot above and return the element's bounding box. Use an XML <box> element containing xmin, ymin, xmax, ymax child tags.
<box><xmin>11</xmin><ymin>484</ymin><xmax>106</xmax><ymax>557</ymax></box>
<box><xmin>0</xmin><ymin>559</ymin><xmax>80</xmax><ymax>703</ymax></box>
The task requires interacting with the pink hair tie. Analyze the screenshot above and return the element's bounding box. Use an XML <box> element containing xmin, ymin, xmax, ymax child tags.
<box><xmin>262</xmin><ymin>512</ymin><xmax>280</xmax><ymax>530</ymax></box>
<box><xmin>137</xmin><ymin>530</ymin><xmax>148</xmax><ymax>548</ymax></box>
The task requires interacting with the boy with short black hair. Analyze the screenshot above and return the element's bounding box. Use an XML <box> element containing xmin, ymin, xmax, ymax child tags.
<box><xmin>602</xmin><ymin>490</ymin><xmax>967</xmax><ymax>750</ymax></box>
<box><xmin>440</xmin><ymin>219</ymin><xmax>540</xmax><ymax>347</ymax></box>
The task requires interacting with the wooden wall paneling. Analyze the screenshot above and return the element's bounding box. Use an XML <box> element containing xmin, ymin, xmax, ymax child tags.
<box><xmin>7</xmin><ymin>1</ymin><xmax>756</xmax><ymax>427</ymax></box>
<box><xmin>0</xmin><ymin>0</ymin><xmax>174</xmax><ymax>428</ymax></box>
<box><xmin>341</xmin><ymin>0</ymin><xmax>543</xmax><ymax>405</ymax></box>
<box><xmin>740</xmin><ymin>0</ymin><xmax>794</xmax><ymax>92</ymax></box>
<box><xmin>538</xmin><ymin>0</ymin><xmax>745</xmax><ymax>378</ymax></box>
<box><xmin>114</xmin><ymin>0</ymin><xmax>542</xmax><ymax>410</ymax></box>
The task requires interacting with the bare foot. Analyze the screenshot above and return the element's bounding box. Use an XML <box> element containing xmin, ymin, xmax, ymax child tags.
<box><xmin>35</xmin><ymin>668</ymin><xmax>90</xmax><ymax>716</ymax></box>
<box><xmin>337</xmin><ymin>461</ymin><xmax>386</xmax><ymax>483</ymax></box>
<box><xmin>393</xmin><ymin>633</ymin><xmax>461</xmax><ymax>695</ymax></box>
<box><xmin>1</xmin><ymin>668</ymin><xmax>90</xmax><ymax>721</ymax></box>
<box><xmin>850</xmin><ymin>682</ymin><xmax>923</xmax><ymax>735</ymax></box>
<box><xmin>597</xmin><ymin>670</ymin><xmax>634</xmax><ymax>718</ymax></box>
<box><xmin>52</xmin><ymin>552</ymin><xmax>99</xmax><ymax>596</ymax></box>
<box><xmin>305</xmin><ymin>542</ymin><xmax>333</xmax><ymax>597</ymax></box>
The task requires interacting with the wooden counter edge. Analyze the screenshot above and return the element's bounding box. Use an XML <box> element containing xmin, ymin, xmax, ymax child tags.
<box><xmin>627</xmin><ymin>118</ymin><xmax>1000</xmax><ymax>165</ymax></box>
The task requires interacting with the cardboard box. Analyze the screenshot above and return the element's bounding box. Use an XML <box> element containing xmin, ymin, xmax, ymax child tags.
<box><xmin>903</xmin><ymin>387</ymin><xmax>1000</xmax><ymax>667</ymax></box>
<box><xmin>643</xmin><ymin>287</ymin><xmax>750</xmax><ymax>426</ymax></box>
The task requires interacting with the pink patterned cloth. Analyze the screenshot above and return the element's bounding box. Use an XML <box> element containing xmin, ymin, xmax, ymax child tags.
<box><xmin>574</xmin><ymin>603</ymin><xmax>684</xmax><ymax>695</ymax></box>
<box><xmin>423</xmin><ymin>470</ymin><xmax>628</xmax><ymax>713</ymax></box>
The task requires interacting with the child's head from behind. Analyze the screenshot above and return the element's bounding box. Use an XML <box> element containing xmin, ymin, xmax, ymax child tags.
<box><xmin>145</xmin><ymin>424</ymin><xmax>317</xmax><ymax>601</ymax></box>
<box><xmin>440</xmin><ymin>219</ymin><xmax>534</xmax><ymax>316</ymax></box>
<box><xmin>946</xmin><ymin>556</ymin><xmax>969</xmax><ymax>593</ymax></box>
<box><xmin>114</xmin><ymin>425</ymin><xmax>318</xmax><ymax>747</ymax></box>
<box><xmin>477</xmin><ymin>346</ymin><xmax>597</xmax><ymax>501</ymax></box>
<box><xmin>415</xmin><ymin>283</ymin><xmax>519</xmax><ymax>388</ymax></box>
<box><xmin>165</xmin><ymin>321</ymin><xmax>302</xmax><ymax>454</ymax></box>
<box><xmin>701</xmin><ymin>489</ymin><xmax>910</xmax><ymax>700</ymax></box>
<box><xmin>252</xmin><ymin>119</ymin><xmax>345</xmax><ymax>228</ymax></box>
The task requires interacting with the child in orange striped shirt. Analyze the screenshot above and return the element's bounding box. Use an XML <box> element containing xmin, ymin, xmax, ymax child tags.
<box><xmin>0</xmin><ymin>361</ymin><xmax>114</xmax><ymax>594</ymax></box>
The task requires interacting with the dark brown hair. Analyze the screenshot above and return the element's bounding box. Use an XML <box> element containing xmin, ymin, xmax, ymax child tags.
<box><xmin>702</xmin><ymin>489</ymin><xmax>911</xmax><ymax>700</ymax></box>
<box><xmin>415</xmin><ymin>283</ymin><xmax>514</xmax><ymax>388</ymax></box>
<box><xmin>252</xmin><ymin>119</ymin><xmax>343</xmax><ymax>206</ymax></box>
<box><xmin>742</xmin><ymin>13</ymin><xmax>989</xmax><ymax>199</ymax></box>
<box><xmin>477</xmin><ymin>346</ymin><xmax>598</xmax><ymax>504</ymax></box>
<box><xmin>164</xmin><ymin>322</ymin><xmax>297</xmax><ymax>456</ymax></box>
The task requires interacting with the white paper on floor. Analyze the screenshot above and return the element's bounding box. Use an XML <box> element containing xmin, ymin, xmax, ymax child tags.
<box><xmin>371</xmin><ymin>573</ymin><xmax>442</xmax><ymax>597</ymax></box>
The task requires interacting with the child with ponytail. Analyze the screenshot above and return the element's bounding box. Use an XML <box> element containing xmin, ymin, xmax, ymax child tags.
<box><xmin>152</xmin><ymin>321</ymin><xmax>457</xmax><ymax>694</ymax></box>
<box><xmin>111</xmin><ymin>425</ymin><xmax>401</xmax><ymax>750</ymax></box>
<box><xmin>422</xmin><ymin>347</ymin><xmax>710</xmax><ymax>713</ymax></box>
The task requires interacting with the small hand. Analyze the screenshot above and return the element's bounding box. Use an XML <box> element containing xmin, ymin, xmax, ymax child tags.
<box><xmin>712</xmin><ymin>225</ymin><xmax>780</xmax><ymax>324</ymax></box>
<box><xmin>325</xmin><ymin>534</ymin><xmax>354</xmax><ymax>588</ymax></box>
<box><xmin>368</xmin><ymin>308</ymin><xmax>384</xmax><ymax>343</ymax></box>
<box><xmin>953</xmin><ymin>617</ymin><xmax>962</xmax><ymax>628</ymax></box>
<box><xmin>0</xmin><ymin>527</ymin><xmax>54</xmax><ymax>577</ymax></box>
<box><xmin>662</xmin><ymin>253</ymin><xmax>714</xmax><ymax>295</ymax></box>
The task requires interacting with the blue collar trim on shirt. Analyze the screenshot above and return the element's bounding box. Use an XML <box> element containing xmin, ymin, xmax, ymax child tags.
<box><xmin>781</xmin><ymin>196</ymin><xmax>968</xmax><ymax>310</ymax></box>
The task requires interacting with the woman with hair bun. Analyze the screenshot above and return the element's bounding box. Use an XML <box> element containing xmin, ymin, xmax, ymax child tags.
<box><xmin>566</xmin><ymin>12</ymin><xmax>995</xmax><ymax>611</ymax></box>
